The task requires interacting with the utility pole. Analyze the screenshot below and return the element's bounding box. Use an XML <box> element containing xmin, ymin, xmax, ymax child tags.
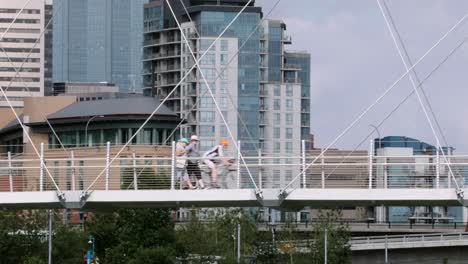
<box><xmin>48</xmin><ymin>210</ymin><xmax>52</xmax><ymax>264</ymax></box>
<box><xmin>385</xmin><ymin>235</ymin><xmax>388</xmax><ymax>263</ymax></box>
<box><xmin>324</xmin><ymin>228</ymin><xmax>328</xmax><ymax>264</ymax></box>
<box><xmin>237</xmin><ymin>223</ymin><xmax>241</xmax><ymax>263</ymax></box>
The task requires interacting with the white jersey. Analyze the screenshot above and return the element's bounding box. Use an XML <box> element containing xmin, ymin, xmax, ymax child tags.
<box><xmin>203</xmin><ymin>145</ymin><xmax>224</xmax><ymax>159</ymax></box>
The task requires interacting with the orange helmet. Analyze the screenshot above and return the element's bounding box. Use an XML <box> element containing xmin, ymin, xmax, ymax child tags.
<box><xmin>220</xmin><ymin>139</ymin><xmax>229</xmax><ymax>146</ymax></box>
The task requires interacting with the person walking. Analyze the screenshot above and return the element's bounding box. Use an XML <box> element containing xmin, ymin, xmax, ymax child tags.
<box><xmin>175</xmin><ymin>138</ymin><xmax>195</xmax><ymax>189</ymax></box>
<box><xmin>185</xmin><ymin>135</ymin><xmax>205</xmax><ymax>189</ymax></box>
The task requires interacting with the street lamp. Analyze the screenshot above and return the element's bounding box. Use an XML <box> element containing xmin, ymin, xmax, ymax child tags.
<box><xmin>85</xmin><ymin>115</ymin><xmax>104</xmax><ymax>147</ymax></box>
<box><xmin>369</xmin><ymin>124</ymin><xmax>382</xmax><ymax>151</ymax></box>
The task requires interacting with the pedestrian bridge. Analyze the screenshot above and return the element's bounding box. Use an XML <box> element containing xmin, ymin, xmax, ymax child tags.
<box><xmin>0</xmin><ymin>150</ymin><xmax>467</xmax><ymax>209</ymax></box>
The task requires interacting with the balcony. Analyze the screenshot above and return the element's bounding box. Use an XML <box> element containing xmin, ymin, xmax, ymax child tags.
<box><xmin>259</xmin><ymin>90</ymin><xmax>268</xmax><ymax>97</ymax></box>
<box><xmin>143</xmin><ymin>51</ymin><xmax>181</xmax><ymax>61</ymax></box>
<box><xmin>143</xmin><ymin>38</ymin><xmax>160</xmax><ymax>46</ymax></box>
<box><xmin>282</xmin><ymin>64</ymin><xmax>301</xmax><ymax>71</ymax></box>
<box><xmin>282</xmin><ymin>35</ymin><xmax>292</xmax><ymax>44</ymax></box>
<box><xmin>259</xmin><ymin>104</ymin><xmax>268</xmax><ymax>111</ymax></box>
<box><xmin>158</xmin><ymin>64</ymin><xmax>181</xmax><ymax>73</ymax></box>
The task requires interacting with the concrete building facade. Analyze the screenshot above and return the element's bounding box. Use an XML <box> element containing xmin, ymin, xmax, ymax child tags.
<box><xmin>0</xmin><ymin>0</ymin><xmax>47</xmax><ymax>108</ymax></box>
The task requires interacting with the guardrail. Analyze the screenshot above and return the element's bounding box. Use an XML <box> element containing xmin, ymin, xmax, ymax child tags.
<box><xmin>350</xmin><ymin>232</ymin><xmax>468</xmax><ymax>250</ymax></box>
<box><xmin>0</xmin><ymin>141</ymin><xmax>466</xmax><ymax>193</ymax></box>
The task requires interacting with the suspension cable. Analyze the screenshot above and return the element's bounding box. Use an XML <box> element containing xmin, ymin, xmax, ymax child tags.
<box><xmin>166</xmin><ymin>0</ymin><xmax>260</xmax><ymax>191</ymax></box>
<box><xmin>377</xmin><ymin>0</ymin><xmax>461</xmax><ymax>192</ymax></box>
<box><xmin>0</xmin><ymin>0</ymin><xmax>63</xmax><ymax>193</ymax></box>
<box><xmin>324</xmin><ymin>32</ymin><xmax>468</xmax><ymax>180</ymax></box>
<box><xmin>380</xmin><ymin>0</ymin><xmax>450</xmax><ymax>148</ymax></box>
<box><xmin>0</xmin><ymin>0</ymin><xmax>70</xmax><ymax>157</ymax></box>
<box><xmin>83</xmin><ymin>0</ymin><xmax>254</xmax><ymax>193</ymax></box>
<box><xmin>280</xmin><ymin>8</ymin><xmax>468</xmax><ymax>194</ymax></box>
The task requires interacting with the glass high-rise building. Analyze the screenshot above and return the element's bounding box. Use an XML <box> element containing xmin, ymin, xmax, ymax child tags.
<box><xmin>143</xmin><ymin>0</ymin><xmax>311</xmax><ymax>188</ymax></box>
<box><xmin>53</xmin><ymin>0</ymin><xmax>147</xmax><ymax>93</ymax></box>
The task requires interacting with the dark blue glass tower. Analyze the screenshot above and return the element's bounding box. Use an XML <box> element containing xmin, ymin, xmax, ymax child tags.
<box><xmin>53</xmin><ymin>0</ymin><xmax>147</xmax><ymax>92</ymax></box>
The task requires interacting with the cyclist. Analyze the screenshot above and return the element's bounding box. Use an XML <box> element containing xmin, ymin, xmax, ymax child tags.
<box><xmin>203</xmin><ymin>139</ymin><xmax>233</xmax><ymax>188</ymax></box>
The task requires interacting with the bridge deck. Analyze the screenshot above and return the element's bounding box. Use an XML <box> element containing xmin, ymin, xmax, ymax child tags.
<box><xmin>0</xmin><ymin>188</ymin><xmax>464</xmax><ymax>209</ymax></box>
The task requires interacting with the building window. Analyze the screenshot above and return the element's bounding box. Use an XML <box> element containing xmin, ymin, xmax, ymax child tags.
<box><xmin>220</xmin><ymin>54</ymin><xmax>228</xmax><ymax>65</ymax></box>
<box><xmin>273</xmin><ymin>170</ymin><xmax>280</xmax><ymax>182</ymax></box>
<box><xmin>201</xmin><ymin>68</ymin><xmax>215</xmax><ymax>80</ymax></box>
<box><xmin>274</xmin><ymin>127</ymin><xmax>280</xmax><ymax>138</ymax></box>
<box><xmin>220</xmin><ymin>126</ymin><xmax>228</xmax><ymax>137</ymax></box>
<box><xmin>286</xmin><ymin>84</ymin><xmax>293</xmax><ymax>96</ymax></box>
<box><xmin>219</xmin><ymin>82</ymin><xmax>227</xmax><ymax>94</ymax></box>
<box><xmin>200</xmin><ymin>125</ymin><xmax>215</xmax><ymax>137</ymax></box>
<box><xmin>274</xmin><ymin>142</ymin><xmax>280</xmax><ymax>153</ymax></box>
<box><xmin>286</xmin><ymin>128</ymin><xmax>293</xmax><ymax>138</ymax></box>
<box><xmin>285</xmin><ymin>142</ymin><xmax>293</xmax><ymax>153</ymax></box>
<box><xmin>201</xmin><ymin>54</ymin><xmax>215</xmax><ymax>65</ymax></box>
<box><xmin>200</xmin><ymin>39</ymin><xmax>214</xmax><ymax>51</ymax></box>
<box><xmin>273</xmin><ymin>99</ymin><xmax>280</xmax><ymax>110</ymax></box>
<box><xmin>286</xmin><ymin>99</ymin><xmax>293</xmax><ymax>110</ymax></box>
<box><xmin>200</xmin><ymin>111</ymin><xmax>215</xmax><ymax>122</ymax></box>
<box><xmin>273</xmin><ymin>113</ymin><xmax>281</xmax><ymax>125</ymax></box>
<box><xmin>200</xmin><ymin>140</ymin><xmax>215</xmax><ymax>151</ymax></box>
<box><xmin>220</xmin><ymin>70</ymin><xmax>227</xmax><ymax>80</ymax></box>
<box><xmin>286</xmin><ymin>113</ymin><xmax>293</xmax><ymax>125</ymax></box>
<box><xmin>274</xmin><ymin>85</ymin><xmax>281</xmax><ymax>96</ymax></box>
<box><xmin>220</xmin><ymin>97</ymin><xmax>227</xmax><ymax>109</ymax></box>
<box><xmin>200</xmin><ymin>82</ymin><xmax>216</xmax><ymax>94</ymax></box>
<box><xmin>285</xmin><ymin>170</ymin><xmax>293</xmax><ymax>181</ymax></box>
<box><xmin>221</xmin><ymin>40</ymin><xmax>228</xmax><ymax>51</ymax></box>
<box><xmin>200</xmin><ymin>97</ymin><xmax>214</xmax><ymax>108</ymax></box>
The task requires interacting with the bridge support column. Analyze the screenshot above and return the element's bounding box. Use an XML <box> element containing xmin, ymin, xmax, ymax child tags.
<box><xmin>321</xmin><ymin>149</ymin><xmax>325</xmax><ymax>189</ymax></box>
<box><xmin>301</xmin><ymin>140</ymin><xmax>306</xmax><ymax>188</ymax></box>
<box><xmin>71</xmin><ymin>151</ymin><xmax>75</xmax><ymax>191</ymax></box>
<box><xmin>258</xmin><ymin>149</ymin><xmax>262</xmax><ymax>189</ymax></box>
<box><xmin>105</xmin><ymin>142</ymin><xmax>110</xmax><ymax>191</ymax></box>
<box><xmin>237</xmin><ymin>140</ymin><xmax>241</xmax><ymax>189</ymax></box>
<box><xmin>40</xmin><ymin>143</ymin><xmax>44</xmax><ymax>192</ymax></box>
<box><xmin>8</xmin><ymin>151</ymin><xmax>12</xmax><ymax>192</ymax></box>
<box><xmin>368</xmin><ymin>139</ymin><xmax>374</xmax><ymax>189</ymax></box>
<box><xmin>436</xmin><ymin>149</ymin><xmax>440</xmax><ymax>188</ymax></box>
<box><xmin>171</xmin><ymin>141</ymin><xmax>176</xmax><ymax>190</ymax></box>
<box><xmin>133</xmin><ymin>152</ymin><xmax>138</xmax><ymax>190</ymax></box>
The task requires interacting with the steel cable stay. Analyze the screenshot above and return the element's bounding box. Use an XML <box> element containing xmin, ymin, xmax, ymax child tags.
<box><xmin>82</xmin><ymin>0</ymin><xmax>254</xmax><ymax>195</ymax></box>
<box><xmin>380</xmin><ymin>0</ymin><xmax>467</xmax><ymax>184</ymax></box>
<box><xmin>377</xmin><ymin>0</ymin><xmax>463</xmax><ymax>196</ymax></box>
<box><xmin>163</xmin><ymin>0</ymin><xmax>283</xmax><ymax>156</ymax></box>
<box><xmin>0</xmin><ymin>0</ymin><xmax>66</xmax><ymax>195</ymax></box>
<box><xmin>280</xmin><ymin>9</ymin><xmax>468</xmax><ymax>196</ymax></box>
<box><xmin>324</xmin><ymin>32</ymin><xmax>468</xmax><ymax>182</ymax></box>
<box><xmin>380</xmin><ymin>0</ymin><xmax>450</xmax><ymax>148</ymax></box>
<box><xmin>165</xmin><ymin>0</ymin><xmax>261</xmax><ymax>193</ymax></box>
<box><xmin>0</xmin><ymin>0</ymin><xmax>70</xmax><ymax>158</ymax></box>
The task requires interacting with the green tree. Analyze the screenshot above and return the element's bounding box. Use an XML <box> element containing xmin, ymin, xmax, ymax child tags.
<box><xmin>176</xmin><ymin>209</ymin><xmax>258</xmax><ymax>263</ymax></box>
<box><xmin>87</xmin><ymin>208</ymin><xmax>179</xmax><ymax>263</ymax></box>
<box><xmin>52</xmin><ymin>224</ymin><xmax>86</xmax><ymax>264</ymax></box>
<box><xmin>310</xmin><ymin>210</ymin><xmax>351</xmax><ymax>264</ymax></box>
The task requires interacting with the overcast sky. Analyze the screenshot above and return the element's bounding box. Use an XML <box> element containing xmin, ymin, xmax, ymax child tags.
<box><xmin>257</xmin><ymin>0</ymin><xmax>468</xmax><ymax>152</ymax></box>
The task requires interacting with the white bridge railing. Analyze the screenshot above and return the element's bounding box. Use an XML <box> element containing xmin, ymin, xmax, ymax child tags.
<box><xmin>0</xmin><ymin>142</ymin><xmax>466</xmax><ymax>193</ymax></box>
